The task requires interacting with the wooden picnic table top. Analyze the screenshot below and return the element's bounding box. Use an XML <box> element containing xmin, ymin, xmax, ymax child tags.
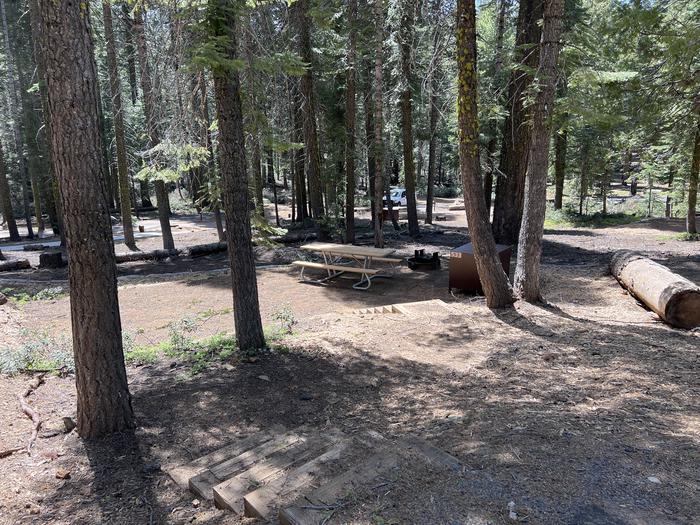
<box><xmin>300</xmin><ymin>242</ymin><xmax>396</xmax><ymax>259</ymax></box>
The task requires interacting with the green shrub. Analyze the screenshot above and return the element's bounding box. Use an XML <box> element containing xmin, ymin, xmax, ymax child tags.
<box><xmin>0</xmin><ymin>330</ymin><xmax>74</xmax><ymax>375</ymax></box>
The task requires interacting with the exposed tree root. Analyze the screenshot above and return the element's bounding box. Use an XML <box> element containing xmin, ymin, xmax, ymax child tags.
<box><xmin>15</xmin><ymin>374</ymin><xmax>45</xmax><ymax>456</ymax></box>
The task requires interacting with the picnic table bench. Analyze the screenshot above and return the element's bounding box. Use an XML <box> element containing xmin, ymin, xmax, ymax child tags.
<box><xmin>292</xmin><ymin>242</ymin><xmax>402</xmax><ymax>290</ymax></box>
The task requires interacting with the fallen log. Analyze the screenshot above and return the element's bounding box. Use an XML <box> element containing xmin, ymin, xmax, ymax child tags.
<box><xmin>0</xmin><ymin>259</ymin><xmax>31</xmax><ymax>272</ymax></box>
<box><xmin>183</xmin><ymin>242</ymin><xmax>227</xmax><ymax>257</ymax></box>
<box><xmin>610</xmin><ymin>250</ymin><xmax>700</xmax><ymax>329</ymax></box>
<box><xmin>114</xmin><ymin>249</ymin><xmax>178</xmax><ymax>263</ymax></box>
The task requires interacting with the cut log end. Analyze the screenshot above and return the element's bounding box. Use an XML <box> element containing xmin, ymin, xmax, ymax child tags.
<box><xmin>666</xmin><ymin>290</ymin><xmax>700</xmax><ymax>330</ymax></box>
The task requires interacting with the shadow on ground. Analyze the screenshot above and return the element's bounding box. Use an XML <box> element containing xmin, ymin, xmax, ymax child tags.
<box><xmin>31</xmin><ymin>302</ymin><xmax>698</xmax><ymax>524</ymax></box>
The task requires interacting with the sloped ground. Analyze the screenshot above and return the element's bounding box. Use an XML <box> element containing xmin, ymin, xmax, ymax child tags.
<box><xmin>0</xmin><ymin>214</ymin><xmax>698</xmax><ymax>524</ymax></box>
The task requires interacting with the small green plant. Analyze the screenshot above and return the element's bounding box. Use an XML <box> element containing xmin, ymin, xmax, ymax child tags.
<box><xmin>168</xmin><ymin>316</ymin><xmax>198</xmax><ymax>353</ymax></box>
<box><xmin>677</xmin><ymin>232</ymin><xmax>699</xmax><ymax>242</ymax></box>
<box><xmin>0</xmin><ymin>330</ymin><xmax>74</xmax><ymax>375</ymax></box>
<box><xmin>271</xmin><ymin>304</ymin><xmax>296</xmax><ymax>335</ymax></box>
<box><xmin>122</xmin><ymin>332</ymin><xmax>165</xmax><ymax>366</ymax></box>
<box><xmin>1</xmin><ymin>286</ymin><xmax>66</xmax><ymax>305</ymax></box>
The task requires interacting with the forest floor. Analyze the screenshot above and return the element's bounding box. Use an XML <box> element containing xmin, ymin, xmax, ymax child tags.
<box><xmin>0</xmin><ymin>199</ymin><xmax>698</xmax><ymax>524</ymax></box>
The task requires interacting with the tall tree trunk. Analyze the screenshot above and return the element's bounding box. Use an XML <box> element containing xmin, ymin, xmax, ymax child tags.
<box><xmin>425</xmin><ymin>0</ymin><xmax>443</xmax><ymax>225</ymax></box>
<box><xmin>13</xmin><ymin>7</ymin><xmax>46</xmax><ymax>235</ymax></box>
<box><xmin>483</xmin><ymin>0</ymin><xmax>510</xmax><ymax>214</ymax></box>
<box><xmin>0</xmin><ymin>141</ymin><xmax>19</xmax><ymax>240</ymax></box>
<box><xmin>553</xmin><ymin>129</ymin><xmax>567</xmax><ymax>210</ymax></box>
<box><xmin>121</xmin><ymin>3</ymin><xmax>138</xmax><ymax>104</ymax></box>
<box><xmin>133</xmin><ymin>5</ymin><xmax>175</xmax><ymax>250</ymax></box>
<box><xmin>491</xmin><ymin>0</ymin><xmax>543</xmax><ymax>244</ymax></box>
<box><xmin>399</xmin><ymin>0</ymin><xmax>419</xmax><ymax>236</ymax></box>
<box><xmin>373</xmin><ymin>0</ymin><xmax>385</xmax><ymax>248</ymax></box>
<box><xmin>344</xmin><ymin>0</ymin><xmax>357</xmax><ymax>244</ymax></box>
<box><xmin>579</xmin><ymin>139</ymin><xmax>590</xmax><ymax>215</ymax></box>
<box><xmin>293</xmin><ymin>0</ymin><xmax>324</xmax><ymax>221</ymax></box>
<box><xmin>28</xmin><ymin>0</ymin><xmax>61</xmax><ymax>237</ymax></box>
<box><xmin>686</xmin><ymin>116</ymin><xmax>699</xmax><ymax>234</ymax></box>
<box><xmin>425</xmin><ymin>78</ymin><xmax>439</xmax><ymax>225</ymax></box>
<box><xmin>364</xmin><ymin>75</ymin><xmax>377</xmax><ymax>228</ymax></box>
<box><xmin>1</xmin><ymin>0</ymin><xmax>34</xmax><ymax>239</ymax></box>
<box><xmin>209</xmin><ymin>0</ymin><xmax>265</xmax><ymax>352</ymax></box>
<box><xmin>457</xmin><ymin>0</ymin><xmax>514</xmax><ymax>308</ymax></box>
<box><xmin>288</xmin><ymin>78</ymin><xmax>307</xmax><ymax>222</ymax></box>
<box><xmin>267</xmin><ymin>147</ymin><xmax>280</xmax><ymax>226</ymax></box>
<box><xmin>252</xmin><ymin>140</ymin><xmax>264</xmax><ymax>216</ymax></box>
<box><xmin>102</xmin><ymin>0</ymin><xmax>136</xmax><ymax>250</ymax></box>
<box><xmin>37</xmin><ymin>0</ymin><xmax>134</xmax><ymax>438</ymax></box>
<box><xmin>514</xmin><ymin>0</ymin><xmax>564</xmax><ymax>302</ymax></box>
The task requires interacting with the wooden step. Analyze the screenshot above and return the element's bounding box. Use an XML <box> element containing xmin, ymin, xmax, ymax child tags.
<box><xmin>166</xmin><ymin>428</ymin><xmax>281</xmax><ymax>489</ymax></box>
<box><xmin>213</xmin><ymin>430</ymin><xmax>346</xmax><ymax>513</ymax></box>
<box><xmin>242</xmin><ymin>438</ymin><xmax>351</xmax><ymax>518</ymax></box>
<box><xmin>279</xmin><ymin>451</ymin><xmax>400</xmax><ymax>525</ymax></box>
<box><xmin>189</xmin><ymin>431</ymin><xmax>306</xmax><ymax>501</ymax></box>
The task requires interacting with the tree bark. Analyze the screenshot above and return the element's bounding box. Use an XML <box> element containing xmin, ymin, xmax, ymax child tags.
<box><xmin>37</xmin><ymin>0</ymin><xmax>134</xmax><ymax>438</ymax></box>
<box><xmin>293</xmin><ymin>0</ymin><xmax>324</xmax><ymax>221</ymax></box>
<box><xmin>553</xmin><ymin>129</ymin><xmax>567</xmax><ymax>209</ymax></box>
<box><xmin>687</xmin><ymin>116</ymin><xmax>699</xmax><ymax>234</ymax></box>
<box><xmin>12</xmin><ymin>7</ymin><xmax>46</xmax><ymax>235</ymax></box>
<box><xmin>121</xmin><ymin>3</ymin><xmax>138</xmax><ymax>104</ymax></box>
<box><xmin>0</xmin><ymin>141</ymin><xmax>19</xmax><ymax>240</ymax></box>
<box><xmin>484</xmin><ymin>0</ymin><xmax>510</xmax><ymax>214</ymax></box>
<box><xmin>364</xmin><ymin>75</ymin><xmax>377</xmax><ymax>228</ymax></box>
<box><xmin>491</xmin><ymin>0</ymin><xmax>543</xmax><ymax>244</ymax></box>
<box><xmin>209</xmin><ymin>0</ymin><xmax>266</xmax><ymax>352</ymax></box>
<box><xmin>398</xmin><ymin>0</ymin><xmax>419</xmax><ymax>237</ymax></box>
<box><xmin>344</xmin><ymin>0</ymin><xmax>357</xmax><ymax>244</ymax></box>
<box><xmin>29</xmin><ymin>0</ymin><xmax>61</xmax><ymax>236</ymax></box>
<box><xmin>252</xmin><ymin>138</ymin><xmax>265</xmax><ymax>217</ymax></box>
<box><xmin>514</xmin><ymin>0</ymin><xmax>564</xmax><ymax>302</ymax></box>
<box><xmin>133</xmin><ymin>4</ymin><xmax>175</xmax><ymax>250</ymax></box>
<box><xmin>1</xmin><ymin>0</ymin><xmax>34</xmax><ymax>239</ymax></box>
<box><xmin>373</xmin><ymin>0</ymin><xmax>385</xmax><ymax>248</ymax></box>
<box><xmin>579</xmin><ymin>138</ymin><xmax>590</xmax><ymax>215</ymax></box>
<box><xmin>102</xmin><ymin>0</ymin><xmax>136</xmax><ymax>250</ymax></box>
<box><xmin>289</xmin><ymin>78</ymin><xmax>308</xmax><ymax>222</ymax></box>
<box><xmin>457</xmin><ymin>0</ymin><xmax>514</xmax><ymax>308</ymax></box>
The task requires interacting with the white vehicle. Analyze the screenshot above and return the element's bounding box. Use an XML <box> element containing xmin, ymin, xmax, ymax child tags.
<box><xmin>384</xmin><ymin>188</ymin><xmax>407</xmax><ymax>206</ymax></box>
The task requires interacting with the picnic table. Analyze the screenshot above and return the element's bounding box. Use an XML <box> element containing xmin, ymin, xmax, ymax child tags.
<box><xmin>291</xmin><ymin>242</ymin><xmax>401</xmax><ymax>290</ymax></box>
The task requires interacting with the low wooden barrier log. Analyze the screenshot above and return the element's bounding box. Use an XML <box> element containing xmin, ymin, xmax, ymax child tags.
<box><xmin>114</xmin><ymin>249</ymin><xmax>178</xmax><ymax>263</ymax></box>
<box><xmin>610</xmin><ymin>250</ymin><xmax>700</xmax><ymax>329</ymax></box>
<box><xmin>183</xmin><ymin>242</ymin><xmax>227</xmax><ymax>257</ymax></box>
<box><xmin>0</xmin><ymin>259</ymin><xmax>31</xmax><ymax>272</ymax></box>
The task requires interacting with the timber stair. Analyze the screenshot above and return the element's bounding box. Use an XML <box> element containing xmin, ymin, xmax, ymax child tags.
<box><xmin>353</xmin><ymin>299</ymin><xmax>457</xmax><ymax>317</ymax></box>
<box><xmin>166</xmin><ymin>426</ymin><xmax>462</xmax><ymax>523</ymax></box>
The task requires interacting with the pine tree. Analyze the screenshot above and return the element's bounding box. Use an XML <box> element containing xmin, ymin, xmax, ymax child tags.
<box><xmin>457</xmin><ymin>0</ymin><xmax>514</xmax><ymax>308</ymax></box>
<box><xmin>102</xmin><ymin>0</ymin><xmax>137</xmax><ymax>251</ymax></box>
<box><xmin>344</xmin><ymin>0</ymin><xmax>358</xmax><ymax>244</ymax></box>
<box><xmin>373</xmin><ymin>0</ymin><xmax>385</xmax><ymax>248</ymax></box>
<box><xmin>514</xmin><ymin>0</ymin><xmax>565</xmax><ymax>301</ymax></box>
<box><xmin>398</xmin><ymin>0</ymin><xmax>419</xmax><ymax>237</ymax></box>
<box><xmin>208</xmin><ymin>0</ymin><xmax>266</xmax><ymax>352</ymax></box>
<box><xmin>37</xmin><ymin>0</ymin><xmax>134</xmax><ymax>438</ymax></box>
<box><xmin>133</xmin><ymin>4</ymin><xmax>175</xmax><ymax>251</ymax></box>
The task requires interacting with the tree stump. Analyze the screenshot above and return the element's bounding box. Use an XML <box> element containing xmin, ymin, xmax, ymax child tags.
<box><xmin>610</xmin><ymin>250</ymin><xmax>700</xmax><ymax>329</ymax></box>
<box><xmin>0</xmin><ymin>259</ymin><xmax>31</xmax><ymax>271</ymax></box>
<box><xmin>39</xmin><ymin>251</ymin><xmax>65</xmax><ymax>269</ymax></box>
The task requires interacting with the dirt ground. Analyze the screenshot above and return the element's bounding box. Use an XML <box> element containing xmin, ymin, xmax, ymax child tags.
<box><xmin>0</xmin><ymin>200</ymin><xmax>698</xmax><ymax>524</ymax></box>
